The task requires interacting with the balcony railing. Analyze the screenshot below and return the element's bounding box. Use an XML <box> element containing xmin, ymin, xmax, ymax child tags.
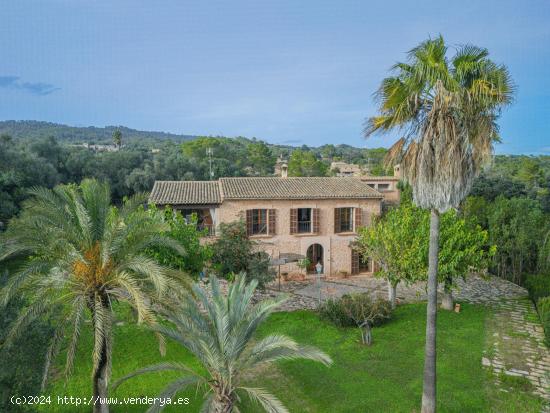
<box><xmin>298</xmin><ymin>221</ymin><xmax>311</xmax><ymax>233</ymax></box>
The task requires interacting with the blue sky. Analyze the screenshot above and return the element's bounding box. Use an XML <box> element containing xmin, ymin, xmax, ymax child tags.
<box><xmin>1</xmin><ymin>0</ymin><xmax>549</xmax><ymax>153</ymax></box>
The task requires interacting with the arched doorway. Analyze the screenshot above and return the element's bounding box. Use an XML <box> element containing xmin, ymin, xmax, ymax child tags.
<box><xmin>306</xmin><ymin>244</ymin><xmax>324</xmax><ymax>274</ymax></box>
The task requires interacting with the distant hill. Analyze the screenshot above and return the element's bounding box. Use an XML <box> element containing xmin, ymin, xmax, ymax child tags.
<box><xmin>0</xmin><ymin>120</ymin><xmax>198</xmax><ymax>143</ymax></box>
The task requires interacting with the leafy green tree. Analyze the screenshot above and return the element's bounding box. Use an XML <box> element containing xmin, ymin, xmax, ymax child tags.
<box><xmin>539</xmin><ymin>229</ymin><xmax>550</xmax><ymax>274</ymax></box>
<box><xmin>0</xmin><ymin>179</ymin><xmax>188</xmax><ymax>413</ymax></box>
<box><xmin>0</xmin><ymin>270</ymin><xmax>53</xmax><ymax>413</ymax></box>
<box><xmin>438</xmin><ymin>209</ymin><xmax>495</xmax><ymax>309</ymax></box>
<box><xmin>113</xmin><ymin>275</ymin><xmax>332</xmax><ymax>413</ymax></box>
<box><xmin>365</xmin><ymin>36</ymin><xmax>514</xmax><ymax>412</ymax></box>
<box><xmin>211</xmin><ymin>221</ymin><xmax>275</xmax><ymax>289</ymax></box>
<box><xmin>470</xmin><ymin>174</ymin><xmax>528</xmax><ymax>201</ymax></box>
<box><xmin>516</xmin><ymin>157</ymin><xmax>544</xmax><ymax>188</ymax></box>
<box><xmin>357</xmin><ymin>202</ymin><xmax>428</xmax><ymax>308</ymax></box>
<box><xmin>247</xmin><ymin>141</ymin><xmax>275</xmax><ymax>175</ymax></box>
<box><xmin>487</xmin><ymin>196</ymin><xmax>546</xmax><ymax>284</ymax></box>
<box><xmin>321</xmin><ymin>144</ymin><xmax>337</xmax><ymax>159</ymax></box>
<box><xmin>288</xmin><ymin>149</ymin><xmax>328</xmax><ymax>177</ymax></box>
<box><xmin>460</xmin><ymin>196</ymin><xmax>490</xmax><ymax>229</ymax></box>
<box><xmin>145</xmin><ymin>207</ymin><xmax>212</xmax><ymax>276</ymax></box>
<box><xmin>0</xmin><ymin>135</ymin><xmax>63</xmax><ymax>224</ymax></box>
<box><xmin>359</xmin><ymin>201</ymin><xmax>494</xmax><ymax>311</ymax></box>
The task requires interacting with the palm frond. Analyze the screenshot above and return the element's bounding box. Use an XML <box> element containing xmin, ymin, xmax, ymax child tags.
<box><xmin>242</xmin><ymin>334</ymin><xmax>332</xmax><ymax>370</ymax></box>
<box><xmin>145</xmin><ymin>376</ymin><xmax>201</xmax><ymax>413</ymax></box>
<box><xmin>64</xmin><ymin>296</ymin><xmax>86</xmax><ymax>380</ymax></box>
<box><xmin>112</xmin><ymin>362</ymin><xmax>202</xmax><ymax>390</ymax></box>
<box><xmin>41</xmin><ymin>321</ymin><xmax>66</xmax><ymax>391</ymax></box>
<box><xmin>365</xmin><ymin>37</ymin><xmax>514</xmax><ymax>211</ymax></box>
<box><xmin>239</xmin><ymin>387</ymin><xmax>289</xmax><ymax>413</ymax></box>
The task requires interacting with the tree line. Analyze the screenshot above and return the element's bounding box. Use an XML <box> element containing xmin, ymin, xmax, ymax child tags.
<box><xmin>0</xmin><ymin>132</ymin><xmax>392</xmax><ymax>225</ymax></box>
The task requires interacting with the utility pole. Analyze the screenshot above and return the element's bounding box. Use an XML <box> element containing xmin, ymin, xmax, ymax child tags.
<box><xmin>206</xmin><ymin>147</ymin><xmax>214</xmax><ymax>180</ymax></box>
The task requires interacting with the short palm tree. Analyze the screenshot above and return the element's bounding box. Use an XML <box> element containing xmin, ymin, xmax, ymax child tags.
<box><xmin>365</xmin><ymin>36</ymin><xmax>513</xmax><ymax>412</ymax></box>
<box><xmin>0</xmin><ymin>179</ymin><xmax>188</xmax><ymax>413</ymax></box>
<box><xmin>113</xmin><ymin>274</ymin><xmax>332</xmax><ymax>413</ymax></box>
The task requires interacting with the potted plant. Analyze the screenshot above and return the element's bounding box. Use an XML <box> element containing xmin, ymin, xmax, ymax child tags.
<box><xmin>297</xmin><ymin>258</ymin><xmax>311</xmax><ymax>279</ymax></box>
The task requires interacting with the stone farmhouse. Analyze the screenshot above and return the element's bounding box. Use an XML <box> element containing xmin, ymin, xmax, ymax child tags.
<box><xmin>330</xmin><ymin>161</ymin><xmax>364</xmax><ymax>177</ymax></box>
<box><xmin>149</xmin><ymin>167</ymin><xmax>400</xmax><ymax>277</ymax></box>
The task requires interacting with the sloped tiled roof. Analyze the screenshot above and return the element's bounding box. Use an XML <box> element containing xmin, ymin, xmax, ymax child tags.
<box><xmin>149</xmin><ymin>177</ymin><xmax>383</xmax><ymax>205</ymax></box>
<box><xmin>149</xmin><ymin>181</ymin><xmax>221</xmax><ymax>205</ymax></box>
<box><xmin>219</xmin><ymin>177</ymin><xmax>382</xmax><ymax>200</ymax></box>
<box><xmin>361</xmin><ymin>176</ymin><xmax>399</xmax><ymax>181</ymax></box>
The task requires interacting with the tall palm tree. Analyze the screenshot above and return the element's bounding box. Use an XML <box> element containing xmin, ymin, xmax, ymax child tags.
<box><xmin>0</xmin><ymin>179</ymin><xmax>188</xmax><ymax>413</ymax></box>
<box><xmin>365</xmin><ymin>36</ymin><xmax>514</xmax><ymax>412</ymax></box>
<box><xmin>112</xmin><ymin>129</ymin><xmax>122</xmax><ymax>149</ymax></box>
<box><xmin>113</xmin><ymin>274</ymin><xmax>332</xmax><ymax>413</ymax></box>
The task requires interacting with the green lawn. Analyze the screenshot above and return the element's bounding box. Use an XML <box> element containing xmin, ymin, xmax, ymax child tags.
<box><xmin>39</xmin><ymin>303</ymin><xmax>544</xmax><ymax>413</ymax></box>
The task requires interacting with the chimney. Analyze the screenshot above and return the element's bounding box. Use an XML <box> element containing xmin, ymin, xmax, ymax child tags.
<box><xmin>281</xmin><ymin>163</ymin><xmax>288</xmax><ymax>178</ymax></box>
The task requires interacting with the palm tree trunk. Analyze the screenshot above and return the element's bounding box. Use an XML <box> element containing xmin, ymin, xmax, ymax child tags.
<box><xmin>388</xmin><ymin>279</ymin><xmax>397</xmax><ymax>309</ymax></box>
<box><xmin>93</xmin><ymin>336</ymin><xmax>110</xmax><ymax>413</ymax></box>
<box><xmin>421</xmin><ymin>209</ymin><xmax>440</xmax><ymax>413</ymax></box>
<box><xmin>90</xmin><ymin>296</ymin><xmax>111</xmax><ymax>413</ymax></box>
<box><xmin>214</xmin><ymin>389</ymin><xmax>234</xmax><ymax>413</ymax></box>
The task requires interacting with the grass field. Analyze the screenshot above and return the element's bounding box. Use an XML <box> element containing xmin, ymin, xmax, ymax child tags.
<box><xmin>39</xmin><ymin>303</ymin><xmax>544</xmax><ymax>412</ymax></box>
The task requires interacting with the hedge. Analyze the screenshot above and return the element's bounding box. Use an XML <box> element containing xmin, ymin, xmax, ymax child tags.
<box><xmin>537</xmin><ymin>296</ymin><xmax>550</xmax><ymax>346</ymax></box>
<box><xmin>525</xmin><ymin>274</ymin><xmax>550</xmax><ymax>303</ymax></box>
<box><xmin>525</xmin><ymin>274</ymin><xmax>550</xmax><ymax>347</ymax></box>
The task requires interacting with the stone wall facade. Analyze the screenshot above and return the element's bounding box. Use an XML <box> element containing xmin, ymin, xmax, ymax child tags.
<box><xmin>216</xmin><ymin>198</ymin><xmax>382</xmax><ymax>276</ymax></box>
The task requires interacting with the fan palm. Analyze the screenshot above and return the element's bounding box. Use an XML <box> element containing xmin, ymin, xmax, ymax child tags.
<box><xmin>364</xmin><ymin>36</ymin><xmax>514</xmax><ymax>412</ymax></box>
<box><xmin>113</xmin><ymin>274</ymin><xmax>332</xmax><ymax>413</ymax></box>
<box><xmin>0</xmin><ymin>179</ymin><xmax>188</xmax><ymax>413</ymax></box>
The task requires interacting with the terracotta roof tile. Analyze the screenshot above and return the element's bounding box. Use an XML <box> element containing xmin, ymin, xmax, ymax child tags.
<box><xmin>361</xmin><ymin>176</ymin><xmax>399</xmax><ymax>181</ymax></box>
<box><xmin>219</xmin><ymin>177</ymin><xmax>382</xmax><ymax>200</ymax></box>
<box><xmin>149</xmin><ymin>177</ymin><xmax>383</xmax><ymax>205</ymax></box>
<box><xmin>149</xmin><ymin>181</ymin><xmax>221</xmax><ymax>205</ymax></box>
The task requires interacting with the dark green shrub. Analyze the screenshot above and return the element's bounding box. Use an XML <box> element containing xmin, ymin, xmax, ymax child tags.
<box><xmin>0</xmin><ymin>270</ymin><xmax>54</xmax><ymax>412</ymax></box>
<box><xmin>537</xmin><ymin>296</ymin><xmax>550</xmax><ymax>346</ymax></box>
<box><xmin>246</xmin><ymin>251</ymin><xmax>276</xmax><ymax>290</ymax></box>
<box><xmin>525</xmin><ymin>274</ymin><xmax>550</xmax><ymax>303</ymax></box>
<box><xmin>319</xmin><ymin>297</ymin><xmax>351</xmax><ymax>327</ymax></box>
<box><xmin>211</xmin><ymin>221</ymin><xmax>275</xmax><ymax>289</ymax></box>
<box><xmin>145</xmin><ymin>206</ymin><xmax>212</xmax><ymax>276</ymax></box>
<box><xmin>319</xmin><ymin>293</ymin><xmax>392</xmax><ymax>328</ymax></box>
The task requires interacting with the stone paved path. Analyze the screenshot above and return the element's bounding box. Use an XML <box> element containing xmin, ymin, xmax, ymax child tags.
<box><xmin>482</xmin><ymin>298</ymin><xmax>550</xmax><ymax>407</ymax></box>
<box><xmin>280</xmin><ymin>274</ymin><xmax>527</xmax><ymax>305</ymax></box>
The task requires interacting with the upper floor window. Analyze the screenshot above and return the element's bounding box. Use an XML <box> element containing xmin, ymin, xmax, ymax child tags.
<box><xmin>290</xmin><ymin>208</ymin><xmax>319</xmax><ymax>234</ymax></box>
<box><xmin>297</xmin><ymin>208</ymin><xmax>311</xmax><ymax>233</ymax></box>
<box><xmin>335</xmin><ymin>207</ymin><xmax>362</xmax><ymax>233</ymax></box>
<box><xmin>246</xmin><ymin>209</ymin><xmax>276</xmax><ymax>236</ymax></box>
<box><xmin>377</xmin><ymin>183</ymin><xmax>390</xmax><ymax>191</ymax></box>
<box><xmin>335</xmin><ymin>207</ymin><xmax>353</xmax><ymax>232</ymax></box>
